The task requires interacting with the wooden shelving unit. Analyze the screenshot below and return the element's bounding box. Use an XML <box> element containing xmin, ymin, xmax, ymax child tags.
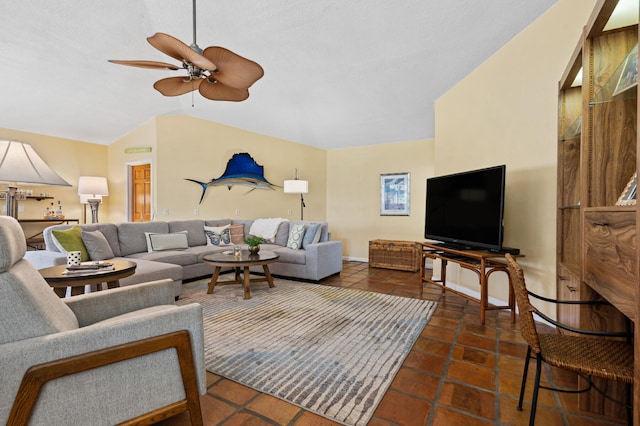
<box><xmin>557</xmin><ymin>37</ymin><xmax>584</xmax><ymax>331</ymax></box>
<box><xmin>556</xmin><ymin>1</ymin><xmax>638</xmax><ymax>422</ymax></box>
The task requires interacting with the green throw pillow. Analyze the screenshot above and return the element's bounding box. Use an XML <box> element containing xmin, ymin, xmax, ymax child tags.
<box><xmin>51</xmin><ymin>226</ymin><xmax>90</xmax><ymax>262</ymax></box>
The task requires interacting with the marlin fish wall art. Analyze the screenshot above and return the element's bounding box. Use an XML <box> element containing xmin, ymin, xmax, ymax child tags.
<box><xmin>186</xmin><ymin>152</ymin><xmax>279</xmax><ymax>203</ymax></box>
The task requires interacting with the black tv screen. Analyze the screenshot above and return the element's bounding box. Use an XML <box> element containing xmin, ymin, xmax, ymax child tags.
<box><xmin>424</xmin><ymin>165</ymin><xmax>506</xmax><ymax>251</ymax></box>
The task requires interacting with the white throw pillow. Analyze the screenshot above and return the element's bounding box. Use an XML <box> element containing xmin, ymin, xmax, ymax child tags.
<box><xmin>204</xmin><ymin>224</ymin><xmax>232</xmax><ymax>246</ymax></box>
<box><xmin>144</xmin><ymin>231</ymin><xmax>189</xmax><ymax>252</ymax></box>
<box><xmin>286</xmin><ymin>224</ymin><xmax>306</xmax><ymax>250</ymax></box>
<box><xmin>249</xmin><ymin>218</ymin><xmax>288</xmax><ymax>243</ymax></box>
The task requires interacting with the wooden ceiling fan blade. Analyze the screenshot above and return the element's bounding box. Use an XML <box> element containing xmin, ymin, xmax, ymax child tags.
<box><xmin>202</xmin><ymin>46</ymin><xmax>264</xmax><ymax>89</ymax></box>
<box><xmin>154</xmin><ymin>76</ymin><xmax>203</xmax><ymax>96</ymax></box>
<box><xmin>108</xmin><ymin>59</ymin><xmax>181</xmax><ymax>71</ymax></box>
<box><xmin>199</xmin><ymin>80</ymin><xmax>249</xmax><ymax>101</ymax></box>
<box><xmin>147</xmin><ymin>33</ymin><xmax>217</xmax><ymax>71</ymax></box>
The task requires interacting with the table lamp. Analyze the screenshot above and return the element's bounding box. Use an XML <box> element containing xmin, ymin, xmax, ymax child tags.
<box><xmin>78</xmin><ymin>176</ymin><xmax>109</xmax><ymax>223</ymax></box>
<box><xmin>0</xmin><ymin>140</ymin><xmax>71</xmax><ymax>219</ymax></box>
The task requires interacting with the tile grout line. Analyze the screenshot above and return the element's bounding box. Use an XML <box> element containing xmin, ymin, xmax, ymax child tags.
<box><xmin>423</xmin><ymin>293</ymin><xmax>467</xmax><ymax>425</ymax></box>
<box><xmin>170</xmin><ymin>263</ymin><xmax>627</xmax><ymax>425</ymax></box>
<box><xmin>494</xmin><ymin>312</ymin><xmax>503</xmax><ymax>425</ymax></box>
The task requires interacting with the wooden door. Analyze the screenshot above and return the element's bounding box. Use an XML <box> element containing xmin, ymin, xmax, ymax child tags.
<box><xmin>131</xmin><ymin>164</ymin><xmax>151</xmax><ymax>222</ymax></box>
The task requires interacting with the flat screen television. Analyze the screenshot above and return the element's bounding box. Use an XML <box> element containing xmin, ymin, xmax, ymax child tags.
<box><xmin>424</xmin><ymin>165</ymin><xmax>506</xmax><ymax>251</ymax></box>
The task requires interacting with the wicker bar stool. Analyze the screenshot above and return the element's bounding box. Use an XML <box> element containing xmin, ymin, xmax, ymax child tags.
<box><xmin>504</xmin><ymin>254</ymin><xmax>634</xmax><ymax>426</ymax></box>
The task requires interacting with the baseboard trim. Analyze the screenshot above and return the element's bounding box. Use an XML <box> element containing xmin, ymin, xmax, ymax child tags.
<box><xmin>434</xmin><ymin>276</ymin><xmax>555</xmax><ymax>329</ymax></box>
<box><xmin>344</xmin><ymin>256</ymin><xmax>368</xmax><ymax>262</ymax></box>
<box><xmin>343</xmin><ymin>259</ymin><xmax>554</xmax><ymax>329</ymax></box>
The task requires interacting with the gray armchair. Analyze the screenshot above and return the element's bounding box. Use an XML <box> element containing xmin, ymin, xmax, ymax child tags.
<box><xmin>0</xmin><ymin>216</ymin><xmax>206</xmax><ymax>425</ymax></box>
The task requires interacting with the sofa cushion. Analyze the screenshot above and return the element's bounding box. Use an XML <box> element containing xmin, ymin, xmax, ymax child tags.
<box><xmin>249</xmin><ymin>218</ymin><xmax>288</xmax><ymax>243</ymax></box>
<box><xmin>232</xmin><ymin>220</ymin><xmax>254</xmax><ymax>241</ymax></box>
<box><xmin>286</xmin><ymin>224</ymin><xmax>306</xmax><ymax>250</ymax></box>
<box><xmin>51</xmin><ymin>226</ymin><xmax>90</xmax><ymax>262</ymax></box>
<box><xmin>169</xmin><ymin>220</ymin><xmax>207</xmax><ymax>247</ymax></box>
<box><xmin>230</xmin><ymin>224</ymin><xmax>244</xmax><ymax>244</ymax></box>
<box><xmin>81</xmin><ymin>230</ymin><xmax>115</xmax><ymax>260</ymax></box>
<box><xmin>89</xmin><ymin>223</ymin><xmax>122</xmax><ymax>257</ymax></box>
<box><xmin>126</xmin><ymin>250</ymin><xmax>198</xmax><ymax>267</ymax></box>
<box><xmin>113</xmin><ymin>257</ymin><xmax>183</xmax><ymax>287</ymax></box>
<box><xmin>118</xmin><ymin>222</ymin><xmax>169</xmax><ymax>256</ymax></box>
<box><xmin>145</xmin><ymin>231</ymin><xmax>189</xmax><ymax>252</ymax></box>
<box><xmin>187</xmin><ymin>245</ymin><xmax>231</xmax><ymax>263</ymax></box>
<box><xmin>301</xmin><ymin>223</ymin><xmax>322</xmax><ymax>248</ymax></box>
<box><xmin>292</xmin><ymin>220</ymin><xmax>329</xmax><ymax>242</ymax></box>
<box><xmin>204</xmin><ymin>225</ymin><xmax>232</xmax><ymax>246</ymax></box>
<box><xmin>267</xmin><ymin>246</ymin><xmax>306</xmax><ymax>265</ymax></box>
<box><xmin>204</xmin><ymin>219</ymin><xmax>232</xmax><ymax>227</ymax></box>
<box><xmin>274</xmin><ymin>222</ymin><xmax>290</xmax><ymax>246</ymax></box>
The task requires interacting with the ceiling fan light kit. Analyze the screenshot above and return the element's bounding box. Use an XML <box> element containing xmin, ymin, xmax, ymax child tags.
<box><xmin>109</xmin><ymin>0</ymin><xmax>263</xmax><ymax>102</ymax></box>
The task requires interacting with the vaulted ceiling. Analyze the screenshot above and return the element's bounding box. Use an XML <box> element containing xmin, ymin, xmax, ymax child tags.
<box><xmin>0</xmin><ymin>1</ymin><xmax>557</xmax><ymax>149</ymax></box>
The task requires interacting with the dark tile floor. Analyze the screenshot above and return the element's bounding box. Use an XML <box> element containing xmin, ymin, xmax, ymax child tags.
<box><xmin>160</xmin><ymin>261</ymin><xmax>626</xmax><ymax>426</ymax></box>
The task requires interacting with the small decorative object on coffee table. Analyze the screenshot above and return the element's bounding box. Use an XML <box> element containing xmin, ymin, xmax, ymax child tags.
<box><xmin>203</xmin><ymin>250</ymin><xmax>279</xmax><ymax>299</ymax></box>
<box><xmin>244</xmin><ymin>235</ymin><xmax>266</xmax><ymax>254</ymax></box>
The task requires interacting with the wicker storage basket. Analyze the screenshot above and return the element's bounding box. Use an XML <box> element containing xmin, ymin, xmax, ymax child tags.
<box><xmin>368</xmin><ymin>240</ymin><xmax>421</xmax><ymax>271</ymax></box>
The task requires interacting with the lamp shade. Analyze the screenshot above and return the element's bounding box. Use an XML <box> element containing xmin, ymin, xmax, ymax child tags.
<box><xmin>78</xmin><ymin>176</ymin><xmax>109</xmax><ymax>197</ymax></box>
<box><xmin>0</xmin><ymin>140</ymin><xmax>71</xmax><ymax>186</ymax></box>
<box><xmin>284</xmin><ymin>180</ymin><xmax>309</xmax><ymax>194</ymax></box>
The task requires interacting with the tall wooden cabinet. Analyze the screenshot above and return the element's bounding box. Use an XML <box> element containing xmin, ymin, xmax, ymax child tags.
<box><xmin>557</xmin><ymin>40</ymin><xmax>583</xmax><ymax>330</ymax></box>
<box><xmin>556</xmin><ymin>1</ymin><xmax>638</xmax><ymax>423</ymax></box>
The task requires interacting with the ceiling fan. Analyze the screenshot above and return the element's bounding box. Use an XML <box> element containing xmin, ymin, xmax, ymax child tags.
<box><xmin>109</xmin><ymin>0</ymin><xmax>263</xmax><ymax>102</ymax></box>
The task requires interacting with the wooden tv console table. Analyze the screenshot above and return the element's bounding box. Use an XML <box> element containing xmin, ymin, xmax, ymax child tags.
<box><xmin>420</xmin><ymin>242</ymin><xmax>522</xmax><ymax>324</ymax></box>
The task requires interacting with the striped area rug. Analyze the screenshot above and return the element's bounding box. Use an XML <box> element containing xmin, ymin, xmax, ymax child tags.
<box><xmin>178</xmin><ymin>278</ymin><xmax>436</xmax><ymax>426</ymax></box>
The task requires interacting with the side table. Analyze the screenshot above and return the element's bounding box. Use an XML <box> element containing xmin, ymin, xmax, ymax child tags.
<box><xmin>39</xmin><ymin>260</ymin><xmax>137</xmax><ymax>297</ymax></box>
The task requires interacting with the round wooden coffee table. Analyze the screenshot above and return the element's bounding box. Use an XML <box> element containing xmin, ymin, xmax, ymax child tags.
<box><xmin>39</xmin><ymin>260</ymin><xmax>137</xmax><ymax>297</ymax></box>
<box><xmin>203</xmin><ymin>250</ymin><xmax>279</xmax><ymax>299</ymax></box>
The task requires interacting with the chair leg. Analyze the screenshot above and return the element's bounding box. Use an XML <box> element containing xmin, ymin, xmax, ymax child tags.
<box><xmin>517</xmin><ymin>346</ymin><xmax>532</xmax><ymax>411</ymax></box>
<box><xmin>528</xmin><ymin>354</ymin><xmax>543</xmax><ymax>426</ymax></box>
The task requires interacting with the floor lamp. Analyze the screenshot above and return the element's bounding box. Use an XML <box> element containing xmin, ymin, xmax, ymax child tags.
<box><xmin>284</xmin><ymin>169</ymin><xmax>309</xmax><ymax>220</ymax></box>
<box><xmin>0</xmin><ymin>140</ymin><xmax>71</xmax><ymax>219</ymax></box>
<box><xmin>78</xmin><ymin>176</ymin><xmax>109</xmax><ymax>223</ymax></box>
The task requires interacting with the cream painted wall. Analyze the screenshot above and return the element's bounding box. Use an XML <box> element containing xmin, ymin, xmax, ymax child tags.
<box><xmin>151</xmin><ymin>115</ymin><xmax>327</xmax><ymax>221</ymax></box>
<box><xmin>327</xmin><ymin>139</ymin><xmax>434</xmax><ymax>260</ymax></box>
<box><xmin>107</xmin><ymin>118</ymin><xmax>157</xmax><ymax>223</ymax></box>
<box><xmin>0</xmin><ymin>127</ymin><xmax>107</xmax><ymax>231</ymax></box>
<box><xmin>106</xmin><ymin>116</ymin><xmax>433</xmax><ymax>262</ymax></box>
<box><xmin>434</xmin><ymin>0</ymin><xmax>598</xmax><ymax>317</ymax></box>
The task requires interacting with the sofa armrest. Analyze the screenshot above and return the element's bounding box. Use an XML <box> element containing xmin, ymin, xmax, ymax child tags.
<box><xmin>63</xmin><ymin>279</ymin><xmax>176</xmax><ymax>327</ymax></box>
<box><xmin>304</xmin><ymin>240</ymin><xmax>343</xmax><ymax>279</ymax></box>
<box><xmin>305</xmin><ymin>239</ymin><xmax>343</xmax><ymax>257</ymax></box>
<box><xmin>0</xmin><ymin>302</ymin><xmax>205</xmax><ymax>425</ymax></box>
<box><xmin>23</xmin><ymin>251</ymin><xmax>66</xmax><ymax>270</ymax></box>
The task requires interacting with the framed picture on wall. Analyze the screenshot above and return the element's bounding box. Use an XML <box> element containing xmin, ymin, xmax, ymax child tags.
<box><xmin>380</xmin><ymin>172</ymin><xmax>410</xmax><ymax>215</ymax></box>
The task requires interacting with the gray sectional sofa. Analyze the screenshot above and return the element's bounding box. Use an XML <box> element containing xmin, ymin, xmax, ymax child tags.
<box><xmin>24</xmin><ymin>219</ymin><xmax>343</xmax><ymax>298</ymax></box>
